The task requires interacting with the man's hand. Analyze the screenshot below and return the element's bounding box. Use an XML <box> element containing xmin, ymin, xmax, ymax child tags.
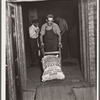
<box><xmin>41</xmin><ymin>43</ymin><xmax>44</xmax><ymax>55</ymax></box>
<box><xmin>41</xmin><ymin>43</ymin><xmax>44</xmax><ymax>48</ymax></box>
<box><xmin>58</xmin><ymin>42</ymin><xmax>62</xmax><ymax>48</ymax></box>
<box><xmin>36</xmin><ymin>28</ymin><xmax>40</xmax><ymax>33</ymax></box>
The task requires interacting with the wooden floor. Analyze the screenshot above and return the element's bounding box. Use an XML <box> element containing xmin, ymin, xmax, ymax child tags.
<box><xmin>35</xmin><ymin>82</ymin><xmax>96</xmax><ymax>100</ymax></box>
<box><xmin>35</xmin><ymin>82</ymin><xmax>77</xmax><ymax>100</ymax></box>
<box><xmin>26</xmin><ymin>59</ymin><xmax>85</xmax><ymax>89</ymax></box>
<box><xmin>22</xmin><ymin>58</ymin><xmax>96</xmax><ymax>100</ymax></box>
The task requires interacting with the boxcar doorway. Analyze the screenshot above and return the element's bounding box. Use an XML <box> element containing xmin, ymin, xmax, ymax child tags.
<box><xmin>21</xmin><ymin>0</ymin><xmax>84</xmax><ymax>90</ymax></box>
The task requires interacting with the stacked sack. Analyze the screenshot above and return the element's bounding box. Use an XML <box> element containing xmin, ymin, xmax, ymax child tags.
<box><xmin>42</xmin><ymin>55</ymin><xmax>65</xmax><ymax>82</ymax></box>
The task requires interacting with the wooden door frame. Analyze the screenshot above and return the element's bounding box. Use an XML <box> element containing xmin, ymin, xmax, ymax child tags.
<box><xmin>78</xmin><ymin>0</ymin><xmax>89</xmax><ymax>81</ymax></box>
<box><xmin>6</xmin><ymin>3</ymin><xmax>17</xmax><ymax>100</ymax></box>
<box><xmin>6</xmin><ymin>2</ymin><xmax>27</xmax><ymax>90</ymax></box>
<box><xmin>15</xmin><ymin>3</ymin><xmax>27</xmax><ymax>89</ymax></box>
<box><xmin>78</xmin><ymin>0</ymin><xmax>97</xmax><ymax>85</ymax></box>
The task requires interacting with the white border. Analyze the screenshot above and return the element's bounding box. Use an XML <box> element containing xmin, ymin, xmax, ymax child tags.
<box><xmin>1</xmin><ymin>0</ymin><xmax>99</xmax><ymax>100</ymax></box>
<box><xmin>1</xmin><ymin>0</ymin><xmax>6</xmax><ymax>100</ymax></box>
<box><xmin>97</xmin><ymin>0</ymin><xmax>99</xmax><ymax>100</ymax></box>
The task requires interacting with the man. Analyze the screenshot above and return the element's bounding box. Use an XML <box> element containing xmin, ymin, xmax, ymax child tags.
<box><xmin>55</xmin><ymin>17</ymin><xmax>68</xmax><ymax>35</ymax></box>
<box><xmin>55</xmin><ymin>17</ymin><xmax>70</xmax><ymax>59</ymax></box>
<box><xmin>40</xmin><ymin>14</ymin><xmax>61</xmax><ymax>54</ymax></box>
<box><xmin>29</xmin><ymin>19</ymin><xmax>39</xmax><ymax>65</ymax></box>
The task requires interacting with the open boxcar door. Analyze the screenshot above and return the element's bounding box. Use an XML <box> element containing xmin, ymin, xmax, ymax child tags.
<box><xmin>6</xmin><ymin>2</ymin><xmax>27</xmax><ymax>93</ymax></box>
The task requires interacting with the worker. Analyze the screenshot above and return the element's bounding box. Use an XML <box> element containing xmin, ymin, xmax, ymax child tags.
<box><xmin>29</xmin><ymin>19</ymin><xmax>39</xmax><ymax>65</ymax></box>
<box><xmin>55</xmin><ymin>17</ymin><xmax>70</xmax><ymax>59</ymax></box>
<box><xmin>40</xmin><ymin>14</ymin><xmax>61</xmax><ymax>53</ymax></box>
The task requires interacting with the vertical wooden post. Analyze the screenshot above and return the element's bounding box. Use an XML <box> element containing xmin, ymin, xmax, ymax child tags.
<box><xmin>78</xmin><ymin>0</ymin><xmax>89</xmax><ymax>81</ymax></box>
<box><xmin>78</xmin><ymin>0</ymin><xmax>84</xmax><ymax>76</ymax></box>
<box><xmin>6</xmin><ymin>3</ymin><xmax>17</xmax><ymax>100</ymax></box>
<box><xmin>16</xmin><ymin>4</ymin><xmax>27</xmax><ymax>89</ymax></box>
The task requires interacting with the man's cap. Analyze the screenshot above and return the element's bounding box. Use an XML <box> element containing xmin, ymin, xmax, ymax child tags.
<box><xmin>47</xmin><ymin>14</ymin><xmax>54</xmax><ymax>21</ymax></box>
<box><xmin>32</xmin><ymin>19</ymin><xmax>38</xmax><ymax>23</ymax></box>
<box><xmin>47</xmin><ymin>14</ymin><xmax>54</xmax><ymax>18</ymax></box>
